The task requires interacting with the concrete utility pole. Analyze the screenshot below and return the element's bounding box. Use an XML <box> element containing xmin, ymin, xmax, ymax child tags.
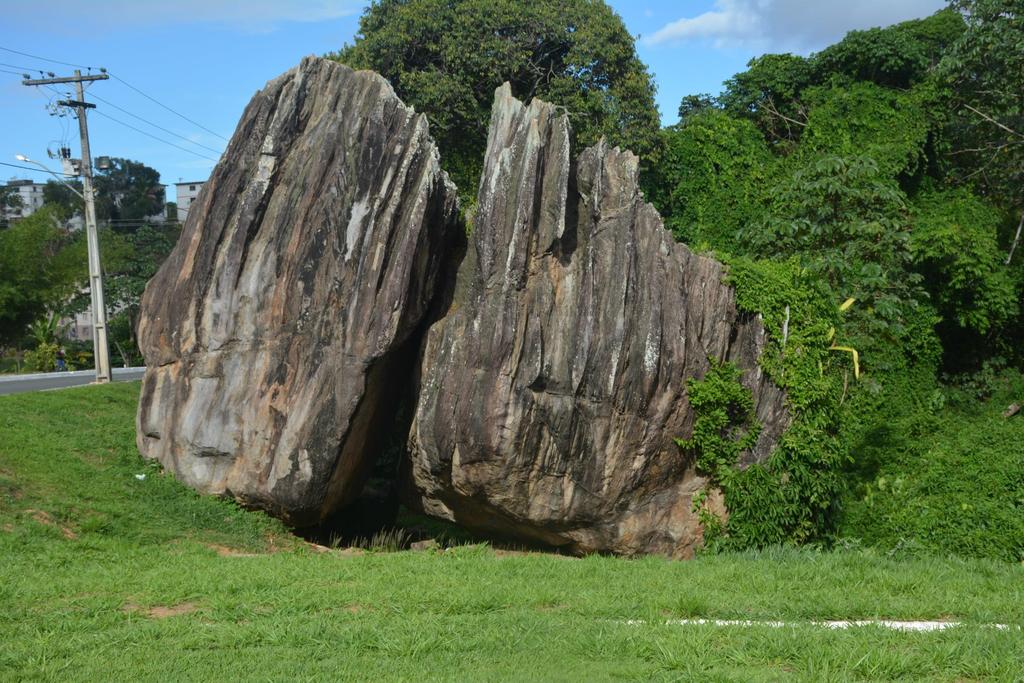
<box><xmin>22</xmin><ymin>70</ymin><xmax>112</xmax><ymax>383</ymax></box>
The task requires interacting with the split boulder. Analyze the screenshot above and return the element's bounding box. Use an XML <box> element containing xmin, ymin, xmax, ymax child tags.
<box><xmin>136</xmin><ymin>57</ymin><xmax>458</xmax><ymax>524</ymax></box>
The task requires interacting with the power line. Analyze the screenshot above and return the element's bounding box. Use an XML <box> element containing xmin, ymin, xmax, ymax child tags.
<box><xmin>4</xmin><ymin>44</ymin><xmax>228</xmax><ymax>143</ymax></box>
<box><xmin>0</xmin><ymin>61</ymin><xmax>50</xmax><ymax>73</ymax></box>
<box><xmin>7</xmin><ymin>46</ymin><xmax>228</xmax><ymax>164</ymax></box>
<box><xmin>0</xmin><ymin>160</ymin><xmax>74</xmax><ymax>176</ymax></box>
<box><xmin>107</xmin><ymin>72</ymin><xmax>230</xmax><ymax>142</ymax></box>
<box><xmin>93</xmin><ymin>110</ymin><xmax>220</xmax><ymax>162</ymax></box>
<box><xmin>86</xmin><ymin>92</ymin><xmax>224</xmax><ymax>155</ymax></box>
<box><xmin>0</xmin><ymin>45</ymin><xmax>98</xmax><ymax>70</ymax></box>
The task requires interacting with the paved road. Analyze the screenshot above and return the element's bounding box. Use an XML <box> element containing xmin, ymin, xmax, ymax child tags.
<box><xmin>0</xmin><ymin>367</ymin><xmax>147</xmax><ymax>396</ymax></box>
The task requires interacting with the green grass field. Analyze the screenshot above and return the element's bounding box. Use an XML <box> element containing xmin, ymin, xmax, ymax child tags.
<box><xmin>2</xmin><ymin>384</ymin><xmax>1022</xmax><ymax>681</ymax></box>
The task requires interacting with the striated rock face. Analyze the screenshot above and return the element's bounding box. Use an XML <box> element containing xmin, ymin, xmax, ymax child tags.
<box><xmin>136</xmin><ymin>57</ymin><xmax>458</xmax><ymax>525</ymax></box>
<box><xmin>406</xmin><ymin>85</ymin><xmax>789</xmax><ymax>557</ymax></box>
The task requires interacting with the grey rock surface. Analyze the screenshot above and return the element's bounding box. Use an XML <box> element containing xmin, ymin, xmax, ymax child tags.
<box><xmin>136</xmin><ymin>57</ymin><xmax>458</xmax><ymax>524</ymax></box>
<box><xmin>406</xmin><ymin>84</ymin><xmax>789</xmax><ymax>557</ymax></box>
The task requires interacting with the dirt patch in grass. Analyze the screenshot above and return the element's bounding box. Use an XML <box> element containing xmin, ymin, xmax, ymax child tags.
<box><xmin>342</xmin><ymin>603</ymin><xmax>373</xmax><ymax>613</ymax></box>
<box><xmin>72</xmin><ymin>449</ymin><xmax>110</xmax><ymax>467</ymax></box>
<box><xmin>123</xmin><ymin>602</ymin><xmax>200</xmax><ymax>619</ymax></box>
<box><xmin>204</xmin><ymin>543</ymin><xmax>261</xmax><ymax>558</ymax></box>
<box><xmin>493</xmin><ymin>548</ymin><xmax>578</xmax><ymax>560</ymax></box>
<box><xmin>25</xmin><ymin>508</ymin><xmax>77</xmax><ymax>540</ymax></box>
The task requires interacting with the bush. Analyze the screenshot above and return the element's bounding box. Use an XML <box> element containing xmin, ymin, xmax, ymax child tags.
<box><xmin>683</xmin><ymin>256</ymin><xmax>846</xmax><ymax>551</ymax></box>
<box><xmin>23</xmin><ymin>342</ymin><xmax>57</xmax><ymax>373</ymax></box>
<box><xmin>840</xmin><ymin>368</ymin><xmax>1024</xmax><ymax>561</ymax></box>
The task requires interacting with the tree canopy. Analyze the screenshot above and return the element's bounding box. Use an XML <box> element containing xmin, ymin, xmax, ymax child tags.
<box><xmin>331</xmin><ymin>0</ymin><xmax>661</xmax><ymax>195</ymax></box>
<box><xmin>42</xmin><ymin>157</ymin><xmax>165</xmax><ymax>231</ymax></box>
<box><xmin>0</xmin><ymin>208</ymin><xmax>82</xmax><ymax>347</ymax></box>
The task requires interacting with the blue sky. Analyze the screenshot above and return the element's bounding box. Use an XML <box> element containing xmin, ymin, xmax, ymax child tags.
<box><xmin>1</xmin><ymin>0</ymin><xmax>945</xmax><ymax>193</ymax></box>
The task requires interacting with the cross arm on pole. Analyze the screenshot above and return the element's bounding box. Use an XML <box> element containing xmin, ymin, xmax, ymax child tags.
<box><xmin>22</xmin><ymin>74</ymin><xmax>109</xmax><ymax>86</ymax></box>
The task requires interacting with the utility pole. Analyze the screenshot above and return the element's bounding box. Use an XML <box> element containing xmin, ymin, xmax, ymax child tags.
<box><xmin>23</xmin><ymin>70</ymin><xmax>112</xmax><ymax>384</ymax></box>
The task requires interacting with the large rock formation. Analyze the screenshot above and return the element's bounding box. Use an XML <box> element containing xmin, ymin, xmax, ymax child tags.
<box><xmin>136</xmin><ymin>57</ymin><xmax>458</xmax><ymax>524</ymax></box>
<box><xmin>405</xmin><ymin>85</ymin><xmax>790</xmax><ymax>557</ymax></box>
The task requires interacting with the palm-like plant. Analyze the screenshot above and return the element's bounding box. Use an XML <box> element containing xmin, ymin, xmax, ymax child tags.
<box><xmin>27</xmin><ymin>311</ymin><xmax>69</xmax><ymax>347</ymax></box>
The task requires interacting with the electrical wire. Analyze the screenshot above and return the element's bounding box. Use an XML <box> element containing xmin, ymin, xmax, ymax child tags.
<box><xmin>0</xmin><ymin>45</ymin><xmax>98</xmax><ymax>70</ymax></box>
<box><xmin>86</xmin><ymin>92</ymin><xmax>224</xmax><ymax>155</ymax></box>
<box><xmin>0</xmin><ymin>161</ymin><xmax>74</xmax><ymax>177</ymax></box>
<box><xmin>107</xmin><ymin>72</ymin><xmax>230</xmax><ymax>142</ymax></box>
<box><xmin>5</xmin><ymin>46</ymin><xmax>228</xmax><ymax>165</ymax></box>
<box><xmin>0</xmin><ymin>61</ymin><xmax>49</xmax><ymax>73</ymax></box>
<box><xmin>92</xmin><ymin>110</ymin><xmax>220</xmax><ymax>162</ymax></box>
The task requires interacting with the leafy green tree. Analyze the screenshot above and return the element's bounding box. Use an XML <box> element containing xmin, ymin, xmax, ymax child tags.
<box><xmin>812</xmin><ymin>9</ymin><xmax>964</xmax><ymax>89</ymax></box>
<box><xmin>42</xmin><ymin>180</ymin><xmax>84</xmax><ymax>226</ymax></box>
<box><xmin>1</xmin><ymin>185</ymin><xmax>24</xmax><ymax>229</ymax></box>
<box><xmin>911</xmin><ymin>188</ymin><xmax>1019</xmax><ymax>363</ymax></box>
<box><xmin>797</xmin><ymin>81</ymin><xmax>937</xmax><ymax>178</ymax></box>
<box><xmin>714</xmin><ymin>10</ymin><xmax>963</xmax><ymax>150</ymax></box>
<box><xmin>0</xmin><ymin>208</ymin><xmax>83</xmax><ymax>347</ymax></box>
<box><xmin>93</xmin><ymin>158</ymin><xmax>165</xmax><ymax>227</ymax></box>
<box><xmin>649</xmin><ymin>110</ymin><xmax>776</xmax><ymax>251</ymax></box>
<box><xmin>718</xmin><ymin>53</ymin><xmax>814</xmax><ymax>148</ymax></box>
<box><xmin>41</xmin><ymin>158</ymin><xmax>164</xmax><ymax>231</ymax></box>
<box><xmin>56</xmin><ymin>223</ymin><xmax>181</xmax><ymax>365</ymax></box>
<box><xmin>940</xmin><ymin>0</ymin><xmax>1023</xmax><ymax>262</ymax></box>
<box><xmin>677</xmin><ymin>93</ymin><xmax>716</xmax><ymax>123</ymax></box>
<box><xmin>26</xmin><ymin>311</ymin><xmax>70</xmax><ymax>347</ymax></box>
<box><xmin>331</xmin><ymin>0</ymin><xmax>661</xmax><ymax>194</ymax></box>
<box><xmin>743</xmin><ymin>155</ymin><xmax>931</xmax><ymax>355</ymax></box>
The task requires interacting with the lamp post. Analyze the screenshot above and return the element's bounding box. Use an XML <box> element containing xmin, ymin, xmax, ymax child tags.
<box><xmin>16</xmin><ymin>154</ymin><xmax>111</xmax><ymax>384</ymax></box>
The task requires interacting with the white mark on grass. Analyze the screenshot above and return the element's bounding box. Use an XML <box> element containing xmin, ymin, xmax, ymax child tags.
<box><xmin>622</xmin><ymin>619</ymin><xmax>1017</xmax><ymax>632</ymax></box>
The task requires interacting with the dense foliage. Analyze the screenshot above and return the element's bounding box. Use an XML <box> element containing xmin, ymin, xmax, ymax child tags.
<box><xmin>42</xmin><ymin>157</ymin><xmax>165</xmax><ymax>228</ymax></box>
<box><xmin>0</xmin><ymin>158</ymin><xmax>177</xmax><ymax>368</ymax></box>
<box><xmin>0</xmin><ymin>208</ymin><xmax>83</xmax><ymax>348</ymax></box>
<box><xmin>645</xmin><ymin>3</ymin><xmax>1024</xmax><ymax>557</ymax></box>
<box><xmin>331</xmin><ymin>0</ymin><xmax>660</xmax><ymax>197</ymax></box>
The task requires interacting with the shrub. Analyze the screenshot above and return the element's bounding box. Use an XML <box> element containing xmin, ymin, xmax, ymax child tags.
<box><xmin>23</xmin><ymin>342</ymin><xmax>57</xmax><ymax>373</ymax></box>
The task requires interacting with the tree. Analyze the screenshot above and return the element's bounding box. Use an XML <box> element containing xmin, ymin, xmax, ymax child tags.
<box><xmin>94</xmin><ymin>158</ymin><xmax>165</xmax><ymax>227</ymax></box>
<box><xmin>648</xmin><ymin>110</ymin><xmax>776</xmax><ymax>251</ymax></box>
<box><xmin>718</xmin><ymin>53</ymin><xmax>814</xmax><ymax>148</ymax></box>
<box><xmin>41</xmin><ymin>158</ymin><xmax>164</xmax><ymax>231</ymax></box>
<box><xmin>331</xmin><ymin>0</ymin><xmax>661</xmax><ymax>195</ymax></box>
<box><xmin>940</xmin><ymin>0</ymin><xmax>1024</xmax><ymax>263</ymax></box>
<box><xmin>910</xmin><ymin>188</ymin><xmax>1018</xmax><ymax>358</ymax></box>
<box><xmin>715</xmin><ymin>10</ymin><xmax>963</xmax><ymax>150</ymax></box>
<box><xmin>812</xmin><ymin>9</ymin><xmax>964</xmax><ymax>89</ymax></box>
<box><xmin>43</xmin><ymin>179</ymin><xmax>84</xmax><ymax>226</ymax></box>
<box><xmin>62</xmin><ymin>223</ymin><xmax>180</xmax><ymax>365</ymax></box>
<box><xmin>797</xmin><ymin>81</ymin><xmax>937</xmax><ymax>179</ymax></box>
<box><xmin>677</xmin><ymin>93</ymin><xmax>716</xmax><ymax>123</ymax></box>
<box><xmin>0</xmin><ymin>186</ymin><xmax>24</xmax><ymax>229</ymax></box>
<box><xmin>742</xmin><ymin>155</ymin><xmax>933</xmax><ymax>358</ymax></box>
<box><xmin>0</xmin><ymin>207</ymin><xmax>83</xmax><ymax>347</ymax></box>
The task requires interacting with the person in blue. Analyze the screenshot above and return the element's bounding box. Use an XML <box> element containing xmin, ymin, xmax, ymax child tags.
<box><xmin>55</xmin><ymin>347</ymin><xmax>67</xmax><ymax>372</ymax></box>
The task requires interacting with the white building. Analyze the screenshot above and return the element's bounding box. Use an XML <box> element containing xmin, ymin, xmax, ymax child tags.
<box><xmin>2</xmin><ymin>178</ymin><xmax>47</xmax><ymax>220</ymax></box>
<box><xmin>175</xmin><ymin>180</ymin><xmax>205</xmax><ymax>221</ymax></box>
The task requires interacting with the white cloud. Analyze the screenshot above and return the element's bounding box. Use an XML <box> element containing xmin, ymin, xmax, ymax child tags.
<box><xmin>644</xmin><ymin>0</ymin><xmax>948</xmax><ymax>52</ymax></box>
<box><xmin>6</xmin><ymin>1</ymin><xmax>361</xmax><ymax>33</ymax></box>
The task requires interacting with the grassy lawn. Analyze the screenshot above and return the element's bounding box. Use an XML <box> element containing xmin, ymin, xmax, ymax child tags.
<box><xmin>1</xmin><ymin>384</ymin><xmax>1022</xmax><ymax>681</ymax></box>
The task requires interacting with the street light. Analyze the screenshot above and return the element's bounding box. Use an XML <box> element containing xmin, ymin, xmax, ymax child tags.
<box><xmin>15</xmin><ymin>154</ymin><xmax>84</xmax><ymax>199</ymax></box>
<box><xmin>15</xmin><ymin>153</ymin><xmax>111</xmax><ymax>384</ymax></box>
